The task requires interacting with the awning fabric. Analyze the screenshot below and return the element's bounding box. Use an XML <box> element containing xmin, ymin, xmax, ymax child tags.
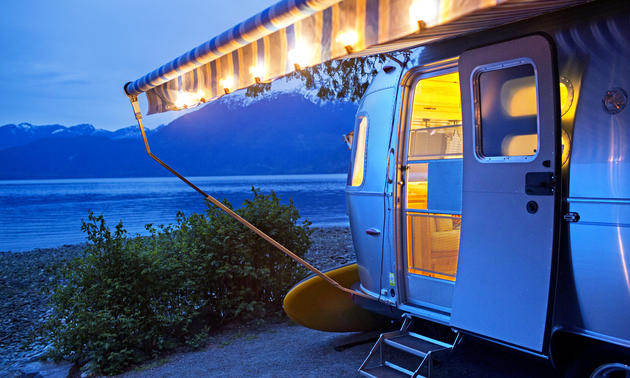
<box><xmin>126</xmin><ymin>0</ymin><xmax>592</xmax><ymax>115</ymax></box>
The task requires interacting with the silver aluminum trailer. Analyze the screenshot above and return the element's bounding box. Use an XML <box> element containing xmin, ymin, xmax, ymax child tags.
<box><xmin>345</xmin><ymin>0</ymin><xmax>629</xmax><ymax>376</ymax></box>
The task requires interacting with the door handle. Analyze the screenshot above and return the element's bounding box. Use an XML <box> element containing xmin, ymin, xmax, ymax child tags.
<box><xmin>386</xmin><ymin>148</ymin><xmax>395</xmax><ymax>184</ymax></box>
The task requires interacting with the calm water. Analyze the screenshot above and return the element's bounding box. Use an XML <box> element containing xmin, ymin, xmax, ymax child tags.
<box><xmin>0</xmin><ymin>174</ymin><xmax>349</xmax><ymax>252</ymax></box>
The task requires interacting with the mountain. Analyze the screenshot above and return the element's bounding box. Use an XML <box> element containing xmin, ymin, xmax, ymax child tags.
<box><xmin>0</xmin><ymin>123</ymin><xmax>162</xmax><ymax>151</ymax></box>
<box><xmin>0</xmin><ymin>90</ymin><xmax>358</xmax><ymax>180</ymax></box>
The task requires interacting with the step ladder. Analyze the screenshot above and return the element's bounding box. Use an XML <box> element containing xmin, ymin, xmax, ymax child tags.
<box><xmin>358</xmin><ymin>315</ymin><xmax>460</xmax><ymax>378</ymax></box>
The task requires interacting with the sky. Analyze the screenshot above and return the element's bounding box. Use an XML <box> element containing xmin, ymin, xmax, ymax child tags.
<box><xmin>0</xmin><ymin>0</ymin><xmax>280</xmax><ymax>131</ymax></box>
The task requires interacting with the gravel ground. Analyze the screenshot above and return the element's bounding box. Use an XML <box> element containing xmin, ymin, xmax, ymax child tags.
<box><xmin>0</xmin><ymin>243</ymin><xmax>87</xmax><ymax>377</ymax></box>
<box><xmin>0</xmin><ymin>227</ymin><xmax>561</xmax><ymax>377</ymax></box>
<box><xmin>104</xmin><ymin>321</ymin><xmax>560</xmax><ymax>378</ymax></box>
<box><xmin>0</xmin><ymin>227</ymin><xmax>354</xmax><ymax>377</ymax></box>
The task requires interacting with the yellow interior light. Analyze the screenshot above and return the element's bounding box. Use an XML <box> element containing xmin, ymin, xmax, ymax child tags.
<box><xmin>409</xmin><ymin>0</ymin><xmax>438</xmax><ymax>28</ymax></box>
<box><xmin>351</xmin><ymin>118</ymin><xmax>367</xmax><ymax>186</ymax></box>
<box><xmin>559</xmin><ymin>78</ymin><xmax>575</xmax><ymax>116</ymax></box>
<box><xmin>560</xmin><ymin>82</ymin><xmax>568</xmax><ymax>109</ymax></box>
<box><xmin>411</xmin><ymin>72</ymin><xmax>461</xmax><ymax>122</ymax></box>
<box><xmin>501</xmin><ymin>134</ymin><xmax>537</xmax><ymax>156</ymax></box>
<box><xmin>500</xmin><ymin>76</ymin><xmax>537</xmax><ymax>117</ymax></box>
<box><xmin>502</xmin><ymin>77</ymin><xmax>573</xmax><ymax>117</ymax></box>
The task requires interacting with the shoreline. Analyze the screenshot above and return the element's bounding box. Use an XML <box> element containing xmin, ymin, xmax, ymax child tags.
<box><xmin>0</xmin><ymin>223</ymin><xmax>351</xmax><ymax>255</ymax></box>
<box><xmin>0</xmin><ymin>227</ymin><xmax>354</xmax><ymax>377</ymax></box>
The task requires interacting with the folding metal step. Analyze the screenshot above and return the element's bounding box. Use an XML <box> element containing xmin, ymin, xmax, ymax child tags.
<box><xmin>358</xmin><ymin>316</ymin><xmax>459</xmax><ymax>378</ymax></box>
<box><xmin>384</xmin><ymin>332</ymin><xmax>452</xmax><ymax>358</ymax></box>
<box><xmin>360</xmin><ymin>364</ymin><xmax>413</xmax><ymax>378</ymax></box>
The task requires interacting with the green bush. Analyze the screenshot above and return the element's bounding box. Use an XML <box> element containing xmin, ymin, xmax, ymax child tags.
<box><xmin>42</xmin><ymin>188</ymin><xmax>311</xmax><ymax>375</ymax></box>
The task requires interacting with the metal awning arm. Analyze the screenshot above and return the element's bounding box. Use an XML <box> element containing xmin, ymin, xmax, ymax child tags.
<box><xmin>125</xmin><ymin>87</ymin><xmax>376</xmax><ymax>301</ymax></box>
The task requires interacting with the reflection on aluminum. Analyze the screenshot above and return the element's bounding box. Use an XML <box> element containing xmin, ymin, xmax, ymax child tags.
<box><xmin>618</xmin><ymin>227</ymin><xmax>630</xmax><ymax>295</ymax></box>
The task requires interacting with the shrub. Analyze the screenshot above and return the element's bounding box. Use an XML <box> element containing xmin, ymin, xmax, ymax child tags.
<box><xmin>42</xmin><ymin>188</ymin><xmax>311</xmax><ymax>375</ymax></box>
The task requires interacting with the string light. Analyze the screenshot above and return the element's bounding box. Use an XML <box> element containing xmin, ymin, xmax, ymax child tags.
<box><xmin>220</xmin><ymin>76</ymin><xmax>234</xmax><ymax>94</ymax></box>
<box><xmin>288</xmin><ymin>43</ymin><xmax>310</xmax><ymax>70</ymax></box>
<box><xmin>250</xmin><ymin>66</ymin><xmax>266</xmax><ymax>83</ymax></box>
<box><xmin>336</xmin><ymin>30</ymin><xmax>359</xmax><ymax>53</ymax></box>
<box><xmin>174</xmin><ymin>90</ymin><xmax>206</xmax><ymax>109</ymax></box>
<box><xmin>409</xmin><ymin>0</ymin><xmax>439</xmax><ymax>30</ymax></box>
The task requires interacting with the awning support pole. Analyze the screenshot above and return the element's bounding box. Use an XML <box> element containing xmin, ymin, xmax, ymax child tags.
<box><xmin>125</xmin><ymin>88</ymin><xmax>376</xmax><ymax>301</ymax></box>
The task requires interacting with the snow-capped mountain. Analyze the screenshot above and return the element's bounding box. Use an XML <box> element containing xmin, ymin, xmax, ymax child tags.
<box><xmin>0</xmin><ymin>123</ymin><xmax>161</xmax><ymax>151</ymax></box>
<box><xmin>0</xmin><ymin>84</ymin><xmax>331</xmax><ymax>153</ymax></box>
<box><xmin>211</xmin><ymin>81</ymin><xmax>351</xmax><ymax>109</ymax></box>
<box><xmin>0</xmin><ymin>87</ymin><xmax>358</xmax><ymax>179</ymax></box>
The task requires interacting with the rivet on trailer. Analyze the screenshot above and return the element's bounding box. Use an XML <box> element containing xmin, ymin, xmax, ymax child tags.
<box><xmin>124</xmin><ymin>0</ymin><xmax>630</xmax><ymax>376</ymax></box>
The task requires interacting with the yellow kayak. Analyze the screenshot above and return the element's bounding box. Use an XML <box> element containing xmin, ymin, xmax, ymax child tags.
<box><xmin>284</xmin><ymin>263</ymin><xmax>392</xmax><ymax>332</ymax></box>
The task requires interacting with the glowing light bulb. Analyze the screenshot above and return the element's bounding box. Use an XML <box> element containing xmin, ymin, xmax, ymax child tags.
<box><xmin>220</xmin><ymin>77</ymin><xmax>234</xmax><ymax>93</ymax></box>
<box><xmin>288</xmin><ymin>44</ymin><xmax>310</xmax><ymax>69</ymax></box>
<box><xmin>175</xmin><ymin>92</ymin><xmax>193</xmax><ymax>108</ymax></box>
<box><xmin>174</xmin><ymin>90</ymin><xmax>207</xmax><ymax>109</ymax></box>
<box><xmin>337</xmin><ymin>31</ymin><xmax>358</xmax><ymax>47</ymax></box>
<box><xmin>409</xmin><ymin>0</ymin><xmax>439</xmax><ymax>28</ymax></box>
<box><xmin>249</xmin><ymin>65</ymin><xmax>265</xmax><ymax>77</ymax></box>
<box><xmin>249</xmin><ymin>65</ymin><xmax>266</xmax><ymax>81</ymax></box>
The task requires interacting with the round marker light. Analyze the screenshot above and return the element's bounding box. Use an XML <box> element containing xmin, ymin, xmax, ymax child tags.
<box><xmin>602</xmin><ymin>87</ymin><xmax>627</xmax><ymax>114</ymax></box>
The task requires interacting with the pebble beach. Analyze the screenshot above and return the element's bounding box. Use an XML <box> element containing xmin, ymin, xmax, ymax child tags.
<box><xmin>0</xmin><ymin>226</ymin><xmax>354</xmax><ymax>377</ymax></box>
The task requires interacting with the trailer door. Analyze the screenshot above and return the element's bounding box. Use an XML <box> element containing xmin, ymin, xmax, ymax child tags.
<box><xmin>451</xmin><ymin>35</ymin><xmax>560</xmax><ymax>353</ymax></box>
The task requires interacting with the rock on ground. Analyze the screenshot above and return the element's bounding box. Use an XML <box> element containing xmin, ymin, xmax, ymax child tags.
<box><xmin>0</xmin><ymin>244</ymin><xmax>86</xmax><ymax>378</ymax></box>
<box><xmin>303</xmin><ymin>226</ymin><xmax>355</xmax><ymax>271</ymax></box>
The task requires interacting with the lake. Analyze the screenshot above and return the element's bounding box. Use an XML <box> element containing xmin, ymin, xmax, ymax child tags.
<box><xmin>0</xmin><ymin>174</ymin><xmax>349</xmax><ymax>252</ymax></box>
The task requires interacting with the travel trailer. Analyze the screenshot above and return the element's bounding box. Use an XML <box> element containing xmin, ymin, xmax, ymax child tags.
<box><xmin>125</xmin><ymin>0</ymin><xmax>629</xmax><ymax>376</ymax></box>
<box><xmin>339</xmin><ymin>3</ymin><xmax>630</xmax><ymax>377</ymax></box>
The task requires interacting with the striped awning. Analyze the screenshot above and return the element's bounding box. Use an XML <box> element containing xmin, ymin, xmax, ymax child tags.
<box><xmin>125</xmin><ymin>0</ymin><xmax>592</xmax><ymax>115</ymax></box>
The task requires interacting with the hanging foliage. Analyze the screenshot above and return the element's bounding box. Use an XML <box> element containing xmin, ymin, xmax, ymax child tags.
<box><xmin>246</xmin><ymin>55</ymin><xmax>389</xmax><ymax>102</ymax></box>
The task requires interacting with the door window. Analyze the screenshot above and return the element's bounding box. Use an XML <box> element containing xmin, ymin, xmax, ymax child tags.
<box><xmin>475</xmin><ymin>62</ymin><xmax>539</xmax><ymax>159</ymax></box>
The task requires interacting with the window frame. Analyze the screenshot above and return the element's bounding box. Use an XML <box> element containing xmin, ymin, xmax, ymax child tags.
<box><xmin>404</xmin><ymin>67</ymin><xmax>461</xmax><ymax>163</ymax></box>
<box><xmin>347</xmin><ymin>115</ymin><xmax>368</xmax><ymax>188</ymax></box>
<box><xmin>470</xmin><ymin>57</ymin><xmax>541</xmax><ymax>163</ymax></box>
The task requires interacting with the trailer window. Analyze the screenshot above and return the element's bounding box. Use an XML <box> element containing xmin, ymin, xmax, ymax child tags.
<box><xmin>476</xmin><ymin>63</ymin><xmax>538</xmax><ymax>158</ymax></box>
<box><xmin>407</xmin><ymin>214</ymin><xmax>460</xmax><ymax>281</ymax></box>
<box><xmin>348</xmin><ymin>117</ymin><xmax>367</xmax><ymax>187</ymax></box>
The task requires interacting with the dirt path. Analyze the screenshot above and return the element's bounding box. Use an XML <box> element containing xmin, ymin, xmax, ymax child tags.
<box><xmin>109</xmin><ymin>320</ymin><xmax>559</xmax><ymax>378</ymax></box>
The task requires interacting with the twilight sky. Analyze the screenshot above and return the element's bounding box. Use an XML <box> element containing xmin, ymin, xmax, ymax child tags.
<box><xmin>0</xmin><ymin>0</ymin><xmax>280</xmax><ymax>131</ymax></box>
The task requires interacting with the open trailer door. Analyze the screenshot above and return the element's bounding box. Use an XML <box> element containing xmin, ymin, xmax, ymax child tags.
<box><xmin>450</xmin><ymin>34</ymin><xmax>561</xmax><ymax>352</ymax></box>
